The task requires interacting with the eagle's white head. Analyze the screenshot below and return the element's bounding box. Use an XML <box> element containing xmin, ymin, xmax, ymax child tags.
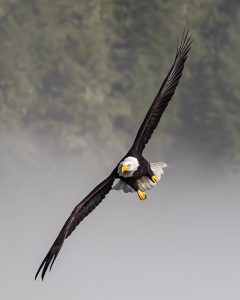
<box><xmin>118</xmin><ymin>156</ymin><xmax>139</xmax><ymax>177</ymax></box>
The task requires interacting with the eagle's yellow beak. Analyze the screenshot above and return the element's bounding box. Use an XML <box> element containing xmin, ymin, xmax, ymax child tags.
<box><xmin>121</xmin><ymin>164</ymin><xmax>128</xmax><ymax>173</ymax></box>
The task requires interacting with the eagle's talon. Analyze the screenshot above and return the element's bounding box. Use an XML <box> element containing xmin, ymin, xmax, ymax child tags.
<box><xmin>137</xmin><ymin>190</ymin><xmax>146</xmax><ymax>201</ymax></box>
<box><xmin>151</xmin><ymin>175</ymin><xmax>159</xmax><ymax>183</ymax></box>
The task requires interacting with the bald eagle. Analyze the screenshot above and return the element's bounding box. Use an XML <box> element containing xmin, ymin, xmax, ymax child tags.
<box><xmin>35</xmin><ymin>32</ymin><xmax>192</xmax><ymax>280</ymax></box>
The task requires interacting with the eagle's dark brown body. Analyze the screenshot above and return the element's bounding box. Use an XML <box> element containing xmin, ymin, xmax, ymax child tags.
<box><xmin>118</xmin><ymin>154</ymin><xmax>153</xmax><ymax>191</ymax></box>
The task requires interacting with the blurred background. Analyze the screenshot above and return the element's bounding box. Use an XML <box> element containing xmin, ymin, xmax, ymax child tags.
<box><xmin>0</xmin><ymin>1</ymin><xmax>240</xmax><ymax>299</ymax></box>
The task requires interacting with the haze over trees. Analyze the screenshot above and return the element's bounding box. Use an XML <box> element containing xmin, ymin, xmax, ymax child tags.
<box><xmin>0</xmin><ymin>0</ymin><xmax>239</xmax><ymax>171</ymax></box>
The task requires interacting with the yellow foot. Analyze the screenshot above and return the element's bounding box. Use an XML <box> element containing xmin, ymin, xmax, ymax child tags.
<box><xmin>151</xmin><ymin>175</ymin><xmax>159</xmax><ymax>183</ymax></box>
<box><xmin>137</xmin><ymin>190</ymin><xmax>146</xmax><ymax>201</ymax></box>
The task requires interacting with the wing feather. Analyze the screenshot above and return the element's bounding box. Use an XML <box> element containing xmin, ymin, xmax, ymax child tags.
<box><xmin>130</xmin><ymin>31</ymin><xmax>192</xmax><ymax>154</ymax></box>
<box><xmin>35</xmin><ymin>172</ymin><xmax>116</xmax><ymax>280</ymax></box>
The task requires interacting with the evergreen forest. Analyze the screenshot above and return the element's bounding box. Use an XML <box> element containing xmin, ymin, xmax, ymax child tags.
<box><xmin>0</xmin><ymin>0</ymin><xmax>239</xmax><ymax>171</ymax></box>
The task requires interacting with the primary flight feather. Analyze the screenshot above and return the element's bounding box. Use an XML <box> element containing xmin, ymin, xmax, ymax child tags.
<box><xmin>35</xmin><ymin>31</ymin><xmax>192</xmax><ymax>280</ymax></box>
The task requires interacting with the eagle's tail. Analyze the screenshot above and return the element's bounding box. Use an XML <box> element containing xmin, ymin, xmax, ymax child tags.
<box><xmin>150</xmin><ymin>161</ymin><xmax>168</xmax><ymax>180</ymax></box>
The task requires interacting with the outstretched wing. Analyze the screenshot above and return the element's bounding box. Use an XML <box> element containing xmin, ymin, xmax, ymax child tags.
<box><xmin>130</xmin><ymin>31</ymin><xmax>192</xmax><ymax>154</ymax></box>
<box><xmin>35</xmin><ymin>172</ymin><xmax>116</xmax><ymax>280</ymax></box>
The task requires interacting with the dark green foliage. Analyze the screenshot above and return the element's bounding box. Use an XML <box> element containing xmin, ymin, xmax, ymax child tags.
<box><xmin>0</xmin><ymin>0</ymin><xmax>239</xmax><ymax>167</ymax></box>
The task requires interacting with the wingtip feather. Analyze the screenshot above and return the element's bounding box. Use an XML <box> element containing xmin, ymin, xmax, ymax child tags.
<box><xmin>177</xmin><ymin>30</ymin><xmax>193</xmax><ymax>56</ymax></box>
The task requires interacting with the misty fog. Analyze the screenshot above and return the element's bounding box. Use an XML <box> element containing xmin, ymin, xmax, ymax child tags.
<box><xmin>1</xmin><ymin>133</ymin><xmax>239</xmax><ymax>300</ymax></box>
